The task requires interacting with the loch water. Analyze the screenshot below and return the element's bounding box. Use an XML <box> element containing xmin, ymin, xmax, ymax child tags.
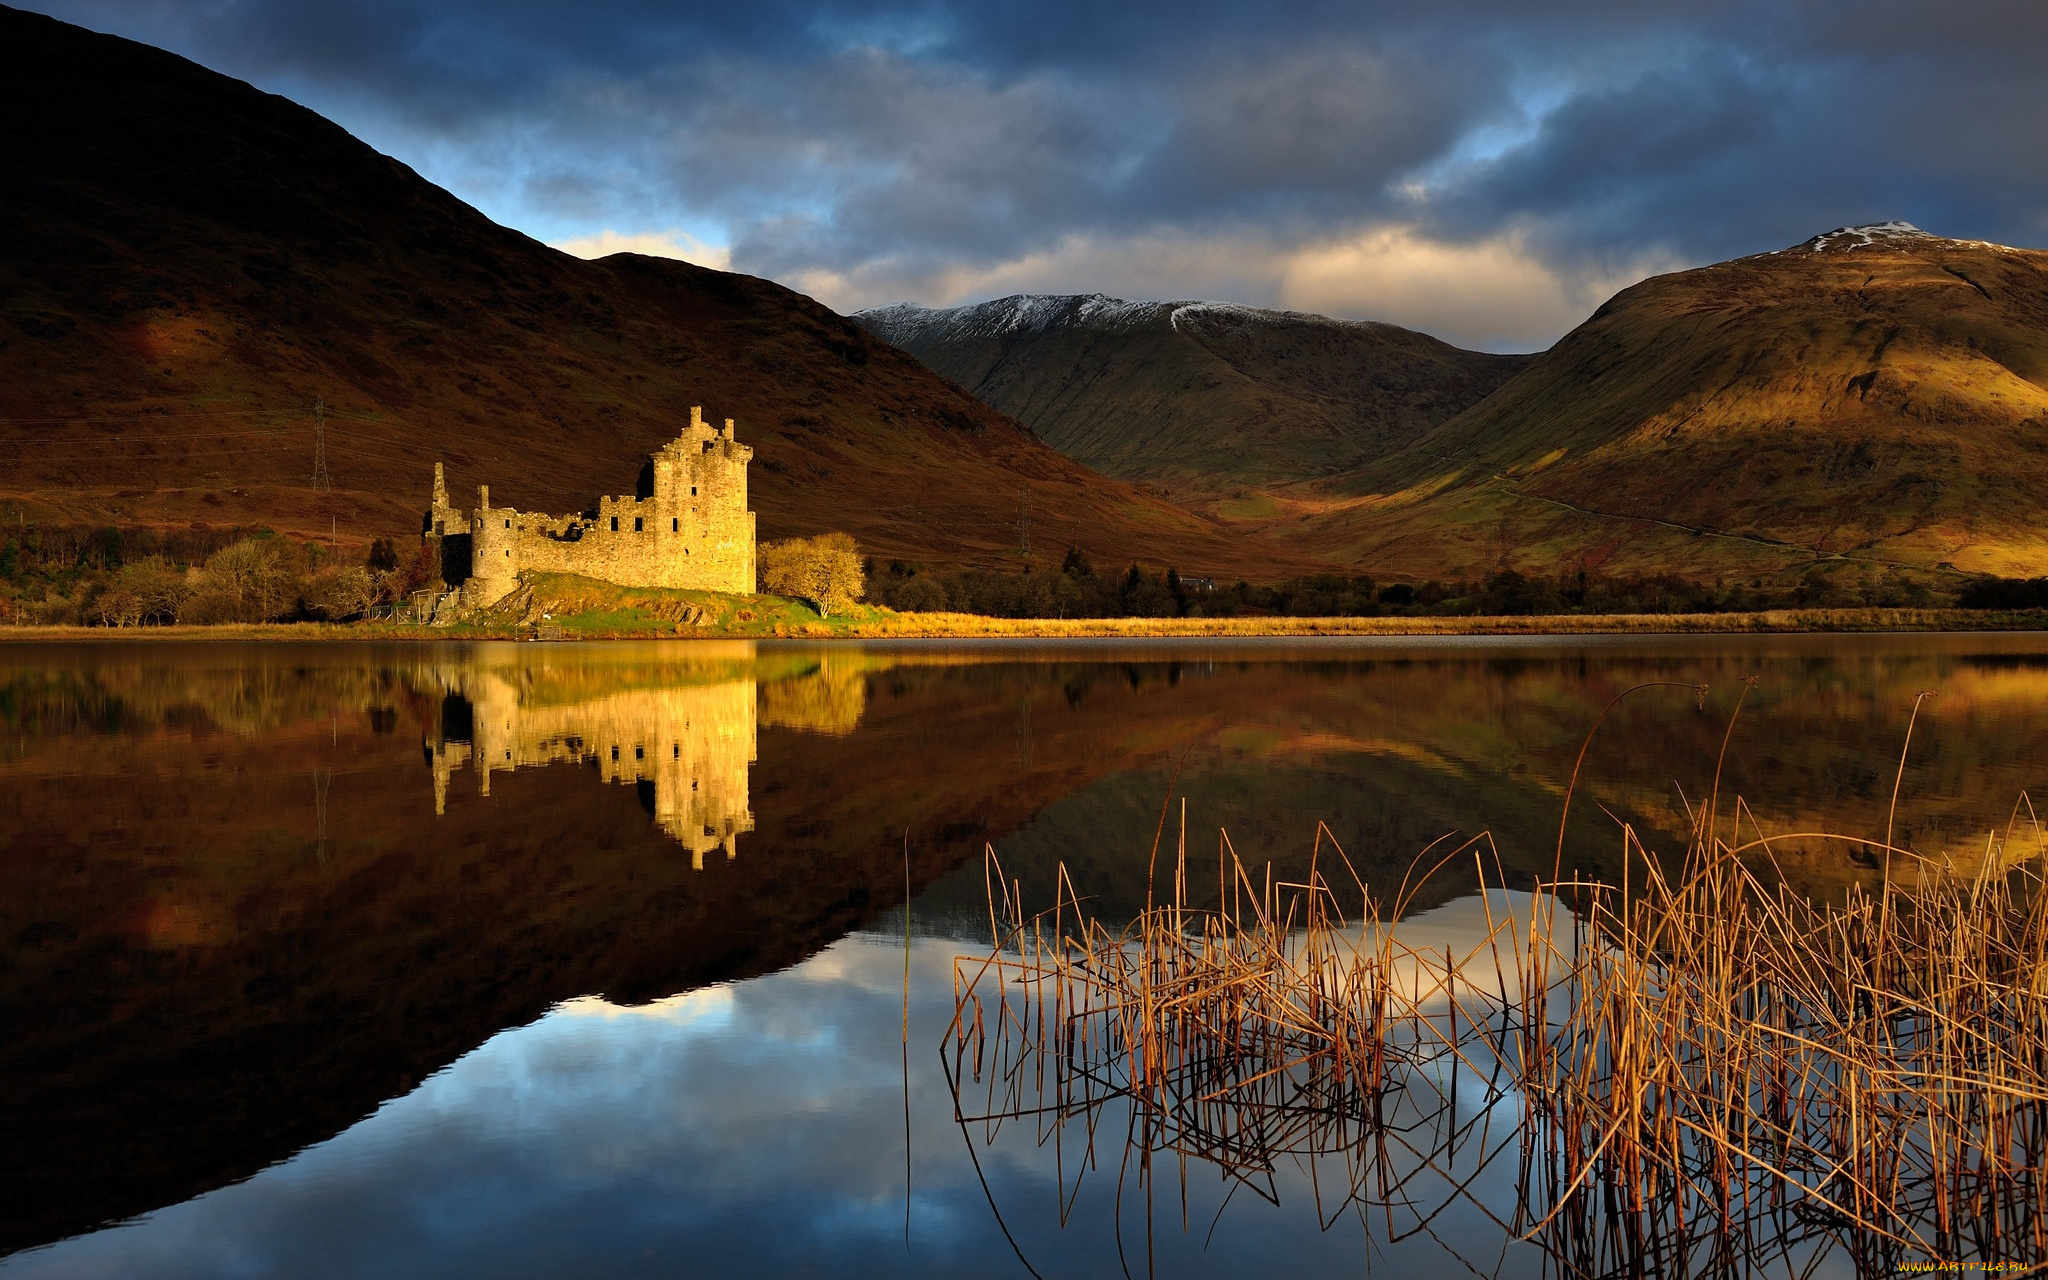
<box><xmin>3</xmin><ymin>634</ymin><xmax>2046</xmax><ymax>1278</ymax></box>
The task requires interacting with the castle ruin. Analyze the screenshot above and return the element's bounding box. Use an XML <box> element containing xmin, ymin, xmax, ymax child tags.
<box><xmin>425</xmin><ymin>669</ymin><xmax>756</xmax><ymax>869</ymax></box>
<box><xmin>416</xmin><ymin>655</ymin><xmax>870</xmax><ymax>867</ymax></box>
<box><xmin>425</xmin><ymin>406</ymin><xmax>755</xmax><ymax>616</ymax></box>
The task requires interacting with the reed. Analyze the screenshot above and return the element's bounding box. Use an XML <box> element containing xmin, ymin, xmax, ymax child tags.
<box><xmin>1522</xmin><ymin>798</ymin><xmax>2048</xmax><ymax>1274</ymax></box>
<box><xmin>948</xmin><ymin>824</ymin><xmax>1532</xmax><ymax>1266</ymax></box>
<box><xmin>948</xmin><ymin>706</ymin><xmax>2048</xmax><ymax>1274</ymax></box>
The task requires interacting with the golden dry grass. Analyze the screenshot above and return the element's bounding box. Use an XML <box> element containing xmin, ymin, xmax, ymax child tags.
<box><xmin>4</xmin><ymin>604</ymin><xmax>2045</xmax><ymax>643</ymax></box>
<box><xmin>825</xmin><ymin>606</ymin><xmax>2026</xmax><ymax>639</ymax></box>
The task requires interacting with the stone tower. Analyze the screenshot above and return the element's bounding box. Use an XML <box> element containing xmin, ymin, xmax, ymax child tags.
<box><xmin>423</xmin><ymin>407</ymin><xmax>757</xmax><ymax>615</ymax></box>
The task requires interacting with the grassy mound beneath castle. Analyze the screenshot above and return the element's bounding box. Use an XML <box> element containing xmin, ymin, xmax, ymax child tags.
<box><xmin>453</xmin><ymin>572</ymin><xmax>898</xmax><ymax>638</ymax></box>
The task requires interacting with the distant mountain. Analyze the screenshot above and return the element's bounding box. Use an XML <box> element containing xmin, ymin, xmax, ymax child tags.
<box><xmin>1288</xmin><ymin>224</ymin><xmax>2048</xmax><ymax>582</ymax></box>
<box><xmin>0</xmin><ymin>7</ymin><xmax>1320</xmax><ymax>579</ymax></box>
<box><xmin>856</xmin><ymin>294</ymin><xmax>1532</xmax><ymax>508</ymax></box>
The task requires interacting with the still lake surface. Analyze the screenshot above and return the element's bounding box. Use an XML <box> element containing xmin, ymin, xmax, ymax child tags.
<box><xmin>3</xmin><ymin>633</ymin><xmax>2045</xmax><ymax>1277</ymax></box>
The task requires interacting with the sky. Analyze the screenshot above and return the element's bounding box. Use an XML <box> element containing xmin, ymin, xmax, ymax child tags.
<box><xmin>24</xmin><ymin>0</ymin><xmax>2048</xmax><ymax>350</ymax></box>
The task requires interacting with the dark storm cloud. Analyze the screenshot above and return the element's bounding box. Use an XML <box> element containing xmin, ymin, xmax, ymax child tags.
<box><xmin>1433</xmin><ymin>49</ymin><xmax>1794</xmax><ymax>251</ymax></box>
<box><xmin>22</xmin><ymin>0</ymin><xmax>2048</xmax><ymax>344</ymax></box>
<box><xmin>1139</xmin><ymin>46</ymin><xmax>1506</xmax><ymax>217</ymax></box>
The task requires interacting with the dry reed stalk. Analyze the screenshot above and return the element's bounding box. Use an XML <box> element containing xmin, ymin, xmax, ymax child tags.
<box><xmin>946</xmin><ymin>699</ymin><xmax>2048</xmax><ymax>1276</ymax></box>
<box><xmin>947</xmin><ymin>833</ymin><xmax>1529</xmax><ymax>1274</ymax></box>
<box><xmin>1523</xmin><ymin>802</ymin><xmax>2048</xmax><ymax>1275</ymax></box>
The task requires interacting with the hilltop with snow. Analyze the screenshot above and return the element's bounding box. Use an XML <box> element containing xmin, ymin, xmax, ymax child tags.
<box><xmin>857</xmin><ymin>293</ymin><xmax>1415</xmax><ymax>346</ymax></box>
<box><xmin>855</xmin><ymin>295</ymin><xmax>1528</xmax><ymax>502</ymax></box>
<box><xmin>1794</xmin><ymin>221</ymin><xmax>1938</xmax><ymax>252</ymax></box>
<box><xmin>1303</xmin><ymin>224</ymin><xmax>2048</xmax><ymax>581</ymax></box>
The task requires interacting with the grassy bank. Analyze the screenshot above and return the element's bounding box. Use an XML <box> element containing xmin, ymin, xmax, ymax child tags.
<box><xmin>0</xmin><ymin>570</ymin><xmax>2044</xmax><ymax>640</ymax></box>
<box><xmin>3</xmin><ymin>603</ymin><xmax>2048</xmax><ymax>642</ymax></box>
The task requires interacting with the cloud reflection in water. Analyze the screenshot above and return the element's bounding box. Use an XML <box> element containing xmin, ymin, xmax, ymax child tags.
<box><xmin>6</xmin><ymin>911</ymin><xmax>1571</xmax><ymax>1279</ymax></box>
<box><xmin>4</xmin><ymin>897</ymin><xmax>1581</xmax><ymax>1277</ymax></box>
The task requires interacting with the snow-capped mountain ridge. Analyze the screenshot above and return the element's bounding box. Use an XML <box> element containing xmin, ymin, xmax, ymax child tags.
<box><xmin>852</xmin><ymin>292</ymin><xmax>1531</xmax><ymax>499</ymax></box>
<box><xmin>855</xmin><ymin>294</ymin><xmax>1407</xmax><ymax>346</ymax></box>
<box><xmin>1772</xmin><ymin>221</ymin><xmax>1935</xmax><ymax>254</ymax></box>
<box><xmin>1751</xmin><ymin>222</ymin><xmax>2024</xmax><ymax>259</ymax></box>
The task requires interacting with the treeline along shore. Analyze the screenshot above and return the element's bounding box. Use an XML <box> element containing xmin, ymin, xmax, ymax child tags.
<box><xmin>1</xmin><ymin>521</ymin><xmax>2044</xmax><ymax>638</ymax></box>
<box><xmin>4</xmin><ymin>528</ymin><xmax>2048</xmax><ymax>638</ymax></box>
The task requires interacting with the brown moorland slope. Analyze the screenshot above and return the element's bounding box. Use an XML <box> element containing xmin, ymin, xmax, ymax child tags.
<box><xmin>1279</xmin><ymin>223</ymin><xmax>2048</xmax><ymax>582</ymax></box>
<box><xmin>0</xmin><ymin>7</ymin><xmax>1317</xmax><ymax>579</ymax></box>
<box><xmin>856</xmin><ymin>294</ymin><xmax>1532</xmax><ymax>508</ymax></box>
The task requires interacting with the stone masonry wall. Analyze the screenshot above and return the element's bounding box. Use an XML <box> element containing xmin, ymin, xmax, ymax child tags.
<box><xmin>435</xmin><ymin>407</ymin><xmax>756</xmax><ymax>610</ymax></box>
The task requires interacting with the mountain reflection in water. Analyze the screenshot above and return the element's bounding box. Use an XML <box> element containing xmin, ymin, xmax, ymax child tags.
<box><xmin>3</xmin><ymin>635</ymin><xmax>2048</xmax><ymax>1275</ymax></box>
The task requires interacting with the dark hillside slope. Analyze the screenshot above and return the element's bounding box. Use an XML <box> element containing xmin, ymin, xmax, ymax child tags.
<box><xmin>0</xmin><ymin>7</ymin><xmax>1316</xmax><ymax>578</ymax></box>
<box><xmin>1289</xmin><ymin>224</ymin><xmax>2048</xmax><ymax>581</ymax></box>
<box><xmin>857</xmin><ymin>294</ymin><xmax>1530</xmax><ymax>508</ymax></box>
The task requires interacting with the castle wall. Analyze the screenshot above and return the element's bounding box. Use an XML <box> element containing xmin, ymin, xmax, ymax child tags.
<box><xmin>427</xmin><ymin>407</ymin><xmax>755</xmax><ymax>606</ymax></box>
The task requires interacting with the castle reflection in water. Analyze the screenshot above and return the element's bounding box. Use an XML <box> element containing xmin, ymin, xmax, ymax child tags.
<box><xmin>420</xmin><ymin>653</ymin><xmax>866</xmax><ymax>867</ymax></box>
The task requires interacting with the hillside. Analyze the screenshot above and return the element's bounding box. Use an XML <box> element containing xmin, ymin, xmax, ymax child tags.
<box><xmin>0</xmin><ymin>7</ymin><xmax>1322</xmax><ymax>580</ymax></box>
<box><xmin>1282</xmin><ymin>223</ymin><xmax>2048</xmax><ymax>582</ymax></box>
<box><xmin>856</xmin><ymin>294</ymin><xmax>1531</xmax><ymax>509</ymax></box>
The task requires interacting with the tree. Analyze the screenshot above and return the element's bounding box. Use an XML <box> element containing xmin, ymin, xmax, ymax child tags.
<box><xmin>392</xmin><ymin>538</ymin><xmax>439</xmax><ymax>599</ymax></box>
<box><xmin>308</xmin><ymin>566</ymin><xmax>383</xmax><ymax>621</ymax></box>
<box><xmin>759</xmin><ymin>532</ymin><xmax>866</xmax><ymax>616</ymax></box>
<box><xmin>92</xmin><ymin>555</ymin><xmax>189</xmax><ymax>626</ymax></box>
<box><xmin>179</xmin><ymin>537</ymin><xmax>303</xmax><ymax>623</ymax></box>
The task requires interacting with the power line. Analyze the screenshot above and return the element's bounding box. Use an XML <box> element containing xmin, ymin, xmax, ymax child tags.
<box><xmin>4</xmin><ymin>421</ymin><xmax>436</xmax><ymax>451</ymax></box>
<box><xmin>0</xmin><ymin>404</ymin><xmax>413</xmax><ymax>425</ymax></box>
<box><xmin>0</xmin><ymin>428</ymin><xmax>303</xmax><ymax>447</ymax></box>
<box><xmin>0</xmin><ymin>408</ymin><xmax>295</xmax><ymax>425</ymax></box>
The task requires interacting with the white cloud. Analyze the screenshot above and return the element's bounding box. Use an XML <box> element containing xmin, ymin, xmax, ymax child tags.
<box><xmin>795</xmin><ymin>221</ymin><xmax>1681</xmax><ymax>352</ymax></box>
<box><xmin>785</xmin><ymin>229</ymin><xmax>1281</xmax><ymax>319</ymax></box>
<box><xmin>1277</xmin><ymin>224</ymin><xmax>1685</xmax><ymax>351</ymax></box>
<box><xmin>550</xmin><ymin>228</ymin><xmax>732</xmax><ymax>270</ymax></box>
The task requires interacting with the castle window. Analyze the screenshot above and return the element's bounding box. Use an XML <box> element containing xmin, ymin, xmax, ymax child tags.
<box><xmin>505</xmin><ymin>549</ymin><xmax>510</xmax><ymax>557</ymax></box>
<box><xmin>672</xmin><ymin>518</ymin><xmax>678</xmax><ymax>532</ymax></box>
<box><xmin>635</xmin><ymin>746</ymin><xmax>644</xmax><ymax>760</ymax></box>
<box><xmin>691</xmin><ymin>486</ymin><xmax>697</xmax><ymax>495</ymax></box>
<box><xmin>634</xmin><ymin>516</ymin><xmax>643</xmax><ymax>532</ymax></box>
<box><xmin>610</xmin><ymin>746</ymin><xmax>619</xmax><ymax>761</ymax></box>
<box><xmin>610</xmin><ymin>516</ymin><xmax>619</xmax><ymax>531</ymax></box>
<box><xmin>673</xmin><ymin>744</ymin><xmax>679</xmax><ymax>758</ymax></box>
<box><xmin>504</xmin><ymin>519</ymin><xmax>510</xmax><ymax>528</ymax></box>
